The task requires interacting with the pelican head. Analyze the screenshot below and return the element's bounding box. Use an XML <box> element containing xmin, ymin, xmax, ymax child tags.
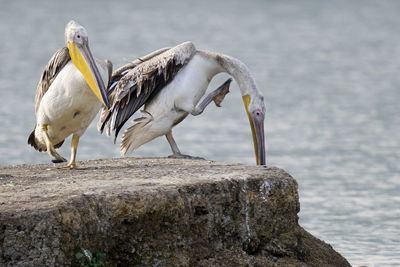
<box><xmin>242</xmin><ymin>91</ymin><xmax>266</xmax><ymax>166</ymax></box>
<box><xmin>65</xmin><ymin>20</ymin><xmax>110</xmax><ymax>108</ymax></box>
<box><xmin>215</xmin><ymin>53</ymin><xmax>266</xmax><ymax>165</ymax></box>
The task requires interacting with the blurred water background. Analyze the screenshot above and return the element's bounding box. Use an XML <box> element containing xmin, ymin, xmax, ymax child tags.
<box><xmin>1</xmin><ymin>0</ymin><xmax>399</xmax><ymax>266</ymax></box>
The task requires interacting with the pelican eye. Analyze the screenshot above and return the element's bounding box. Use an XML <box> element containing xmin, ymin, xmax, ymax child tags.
<box><xmin>253</xmin><ymin>109</ymin><xmax>264</xmax><ymax>120</ymax></box>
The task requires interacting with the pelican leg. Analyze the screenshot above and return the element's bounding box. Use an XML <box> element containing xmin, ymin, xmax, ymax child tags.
<box><xmin>62</xmin><ymin>134</ymin><xmax>79</xmax><ymax>169</ymax></box>
<box><xmin>166</xmin><ymin>130</ymin><xmax>181</xmax><ymax>155</ymax></box>
<box><xmin>42</xmin><ymin>124</ymin><xmax>67</xmax><ymax>163</ymax></box>
<box><xmin>191</xmin><ymin>78</ymin><xmax>232</xmax><ymax>116</ymax></box>
<box><xmin>165</xmin><ymin>131</ymin><xmax>204</xmax><ymax>160</ymax></box>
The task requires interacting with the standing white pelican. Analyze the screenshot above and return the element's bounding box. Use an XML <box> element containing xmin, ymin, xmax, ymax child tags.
<box><xmin>99</xmin><ymin>41</ymin><xmax>265</xmax><ymax>165</ymax></box>
<box><xmin>28</xmin><ymin>20</ymin><xmax>111</xmax><ymax>168</ymax></box>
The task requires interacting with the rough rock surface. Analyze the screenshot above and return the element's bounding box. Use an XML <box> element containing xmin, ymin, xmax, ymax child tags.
<box><xmin>0</xmin><ymin>157</ymin><xmax>350</xmax><ymax>266</ymax></box>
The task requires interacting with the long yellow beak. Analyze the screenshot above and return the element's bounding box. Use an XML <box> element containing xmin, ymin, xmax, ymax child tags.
<box><xmin>243</xmin><ymin>94</ymin><xmax>266</xmax><ymax>165</ymax></box>
<box><xmin>68</xmin><ymin>41</ymin><xmax>110</xmax><ymax>108</ymax></box>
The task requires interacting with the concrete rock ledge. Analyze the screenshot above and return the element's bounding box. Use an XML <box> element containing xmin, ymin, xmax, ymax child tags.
<box><xmin>0</xmin><ymin>158</ymin><xmax>350</xmax><ymax>266</ymax></box>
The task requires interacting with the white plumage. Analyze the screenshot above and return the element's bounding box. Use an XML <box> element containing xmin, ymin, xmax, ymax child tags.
<box><xmin>28</xmin><ymin>21</ymin><xmax>111</xmax><ymax>168</ymax></box>
<box><xmin>122</xmin><ymin>54</ymin><xmax>222</xmax><ymax>153</ymax></box>
<box><xmin>34</xmin><ymin>60</ymin><xmax>109</xmax><ymax>149</ymax></box>
<box><xmin>100</xmin><ymin>41</ymin><xmax>266</xmax><ymax>165</ymax></box>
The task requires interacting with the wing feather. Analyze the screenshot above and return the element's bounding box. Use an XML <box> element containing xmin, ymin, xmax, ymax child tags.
<box><xmin>98</xmin><ymin>41</ymin><xmax>197</xmax><ymax>141</ymax></box>
<box><xmin>28</xmin><ymin>47</ymin><xmax>70</xmax><ymax>150</ymax></box>
<box><xmin>34</xmin><ymin>47</ymin><xmax>70</xmax><ymax>115</ymax></box>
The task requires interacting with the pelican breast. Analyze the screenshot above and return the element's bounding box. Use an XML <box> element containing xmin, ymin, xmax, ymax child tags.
<box><xmin>37</xmin><ymin>59</ymin><xmax>109</xmax><ymax>144</ymax></box>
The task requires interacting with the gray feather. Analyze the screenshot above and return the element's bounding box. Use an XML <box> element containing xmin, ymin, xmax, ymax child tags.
<box><xmin>98</xmin><ymin>42</ymin><xmax>196</xmax><ymax>140</ymax></box>
<box><xmin>34</xmin><ymin>47</ymin><xmax>70</xmax><ymax>115</ymax></box>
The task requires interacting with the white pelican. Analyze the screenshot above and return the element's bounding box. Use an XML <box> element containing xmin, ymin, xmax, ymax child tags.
<box><xmin>28</xmin><ymin>21</ymin><xmax>111</xmax><ymax>168</ymax></box>
<box><xmin>99</xmin><ymin>41</ymin><xmax>265</xmax><ymax>165</ymax></box>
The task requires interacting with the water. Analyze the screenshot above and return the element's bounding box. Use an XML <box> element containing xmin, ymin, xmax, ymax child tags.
<box><xmin>0</xmin><ymin>0</ymin><xmax>399</xmax><ymax>265</ymax></box>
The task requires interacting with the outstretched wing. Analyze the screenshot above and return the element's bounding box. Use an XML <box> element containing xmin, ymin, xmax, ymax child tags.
<box><xmin>34</xmin><ymin>47</ymin><xmax>70</xmax><ymax>115</ymax></box>
<box><xmin>98</xmin><ymin>41</ymin><xmax>197</xmax><ymax>141</ymax></box>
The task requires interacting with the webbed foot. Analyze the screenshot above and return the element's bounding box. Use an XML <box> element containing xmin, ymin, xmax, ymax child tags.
<box><xmin>51</xmin><ymin>157</ymin><xmax>67</xmax><ymax>164</ymax></box>
<box><xmin>168</xmin><ymin>153</ymin><xmax>205</xmax><ymax>160</ymax></box>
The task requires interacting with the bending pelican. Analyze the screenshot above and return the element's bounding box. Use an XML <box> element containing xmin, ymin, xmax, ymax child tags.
<box><xmin>99</xmin><ymin>41</ymin><xmax>265</xmax><ymax>165</ymax></box>
<box><xmin>28</xmin><ymin>20</ymin><xmax>111</xmax><ymax>168</ymax></box>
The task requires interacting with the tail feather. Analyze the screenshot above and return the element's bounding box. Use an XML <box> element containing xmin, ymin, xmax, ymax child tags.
<box><xmin>97</xmin><ymin>108</ymin><xmax>111</xmax><ymax>135</ymax></box>
<box><xmin>121</xmin><ymin>111</ymin><xmax>153</xmax><ymax>156</ymax></box>
<box><xmin>54</xmin><ymin>139</ymin><xmax>65</xmax><ymax>149</ymax></box>
<box><xmin>27</xmin><ymin>127</ymin><xmax>43</xmax><ymax>152</ymax></box>
<box><xmin>27</xmin><ymin>126</ymin><xmax>64</xmax><ymax>152</ymax></box>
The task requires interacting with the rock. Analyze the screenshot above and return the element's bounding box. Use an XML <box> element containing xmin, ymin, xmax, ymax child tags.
<box><xmin>0</xmin><ymin>157</ymin><xmax>350</xmax><ymax>266</ymax></box>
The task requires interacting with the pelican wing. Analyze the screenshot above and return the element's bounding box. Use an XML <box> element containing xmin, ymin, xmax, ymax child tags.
<box><xmin>34</xmin><ymin>47</ymin><xmax>71</xmax><ymax>115</ymax></box>
<box><xmin>110</xmin><ymin>46</ymin><xmax>171</xmax><ymax>85</ymax></box>
<box><xmin>98</xmin><ymin>48</ymin><xmax>170</xmax><ymax>134</ymax></box>
<box><xmin>98</xmin><ymin>41</ymin><xmax>197</xmax><ymax>140</ymax></box>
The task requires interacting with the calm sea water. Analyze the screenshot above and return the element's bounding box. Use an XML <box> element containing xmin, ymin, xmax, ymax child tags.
<box><xmin>1</xmin><ymin>0</ymin><xmax>399</xmax><ymax>265</ymax></box>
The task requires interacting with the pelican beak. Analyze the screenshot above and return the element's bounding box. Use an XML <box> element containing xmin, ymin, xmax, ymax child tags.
<box><xmin>243</xmin><ymin>95</ymin><xmax>266</xmax><ymax>165</ymax></box>
<box><xmin>68</xmin><ymin>41</ymin><xmax>110</xmax><ymax>108</ymax></box>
